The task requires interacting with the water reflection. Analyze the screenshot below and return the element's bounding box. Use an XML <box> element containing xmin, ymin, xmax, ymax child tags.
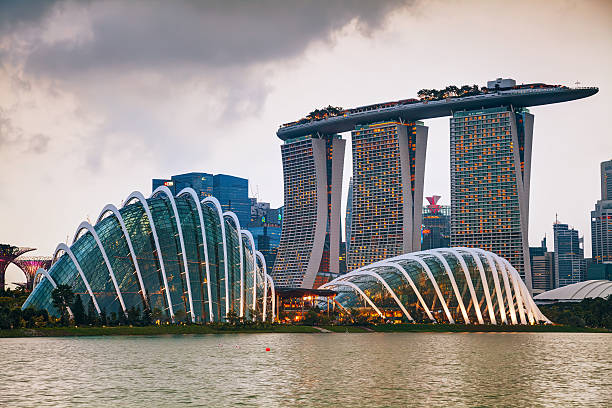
<box><xmin>1</xmin><ymin>332</ymin><xmax>610</xmax><ymax>407</ymax></box>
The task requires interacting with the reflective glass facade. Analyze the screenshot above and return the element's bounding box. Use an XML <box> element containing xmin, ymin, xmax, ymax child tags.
<box><xmin>322</xmin><ymin>248</ymin><xmax>549</xmax><ymax>325</ymax></box>
<box><xmin>23</xmin><ymin>189</ymin><xmax>275</xmax><ymax>323</ymax></box>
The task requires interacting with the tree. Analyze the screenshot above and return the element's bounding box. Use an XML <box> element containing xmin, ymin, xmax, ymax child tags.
<box><xmin>87</xmin><ymin>298</ymin><xmax>98</xmax><ymax>325</ymax></box>
<box><xmin>72</xmin><ymin>295</ymin><xmax>86</xmax><ymax>325</ymax></box>
<box><xmin>51</xmin><ymin>284</ymin><xmax>74</xmax><ymax>326</ymax></box>
<box><xmin>141</xmin><ymin>306</ymin><xmax>152</xmax><ymax>326</ymax></box>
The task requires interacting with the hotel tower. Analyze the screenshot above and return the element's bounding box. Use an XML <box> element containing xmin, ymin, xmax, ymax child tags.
<box><xmin>347</xmin><ymin>121</ymin><xmax>428</xmax><ymax>270</ymax></box>
<box><xmin>271</xmin><ymin>134</ymin><xmax>345</xmax><ymax>288</ymax></box>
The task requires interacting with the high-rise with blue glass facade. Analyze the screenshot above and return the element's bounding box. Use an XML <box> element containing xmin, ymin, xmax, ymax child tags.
<box><xmin>553</xmin><ymin>221</ymin><xmax>585</xmax><ymax>287</ymax></box>
<box><xmin>153</xmin><ymin>172</ymin><xmax>250</xmax><ymax>227</ymax></box>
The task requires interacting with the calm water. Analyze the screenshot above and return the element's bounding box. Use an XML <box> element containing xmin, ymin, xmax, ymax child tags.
<box><xmin>1</xmin><ymin>332</ymin><xmax>610</xmax><ymax>407</ymax></box>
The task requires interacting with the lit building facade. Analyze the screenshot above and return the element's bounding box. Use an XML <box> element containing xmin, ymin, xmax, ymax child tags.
<box><xmin>450</xmin><ymin>105</ymin><xmax>533</xmax><ymax>289</ymax></box>
<box><xmin>272</xmin><ymin>134</ymin><xmax>345</xmax><ymax>288</ymax></box>
<box><xmin>421</xmin><ymin>195</ymin><xmax>451</xmax><ymax>251</ymax></box>
<box><xmin>347</xmin><ymin>121</ymin><xmax>428</xmax><ymax>271</ymax></box>
<box><xmin>553</xmin><ymin>221</ymin><xmax>585</xmax><ymax>287</ymax></box>
<box><xmin>601</xmin><ymin>159</ymin><xmax>612</xmax><ymax>201</ymax></box>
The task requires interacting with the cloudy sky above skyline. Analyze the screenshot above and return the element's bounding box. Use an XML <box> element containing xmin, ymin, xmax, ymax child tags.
<box><xmin>1</xmin><ymin>0</ymin><xmax>611</xmax><ymax>283</ymax></box>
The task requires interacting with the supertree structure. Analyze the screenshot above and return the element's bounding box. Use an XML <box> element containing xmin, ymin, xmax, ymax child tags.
<box><xmin>13</xmin><ymin>256</ymin><xmax>53</xmax><ymax>291</ymax></box>
<box><xmin>0</xmin><ymin>244</ymin><xmax>35</xmax><ymax>290</ymax></box>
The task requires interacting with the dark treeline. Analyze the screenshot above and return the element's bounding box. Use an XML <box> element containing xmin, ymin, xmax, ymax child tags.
<box><xmin>539</xmin><ymin>295</ymin><xmax>612</xmax><ymax>329</ymax></box>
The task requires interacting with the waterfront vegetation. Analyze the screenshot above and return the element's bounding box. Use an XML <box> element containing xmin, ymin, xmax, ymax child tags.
<box><xmin>1</xmin><ymin>286</ymin><xmax>610</xmax><ymax>337</ymax></box>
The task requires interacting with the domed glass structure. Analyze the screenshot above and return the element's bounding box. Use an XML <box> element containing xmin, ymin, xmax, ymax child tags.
<box><xmin>23</xmin><ymin>187</ymin><xmax>275</xmax><ymax>323</ymax></box>
<box><xmin>321</xmin><ymin>248</ymin><xmax>549</xmax><ymax>324</ymax></box>
<box><xmin>534</xmin><ymin>280</ymin><xmax>612</xmax><ymax>303</ymax></box>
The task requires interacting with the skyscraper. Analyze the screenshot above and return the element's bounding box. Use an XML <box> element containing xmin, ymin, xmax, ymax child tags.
<box><xmin>592</xmin><ymin>159</ymin><xmax>612</xmax><ymax>265</ymax></box>
<box><xmin>152</xmin><ymin>172</ymin><xmax>249</xmax><ymax>227</ymax></box>
<box><xmin>529</xmin><ymin>237</ymin><xmax>554</xmax><ymax>294</ymax></box>
<box><xmin>450</xmin><ymin>97</ymin><xmax>533</xmax><ymax>288</ymax></box>
<box><xmin>601</xmin><ymin>159</ymin><xmax>612</xmax><ymax>201</ymax></box>
<box><xmin>554</xmin><ymin>221</ymin><xmax>585</xmax><ymax>288</ymax></box>
<box><xmin>272</xmin><ymin>134</ymin><xmax>345</xmax><ymax>288</ymax></box>
<box><xmin>421</xmin><ymin>195</ymin><xmax>451</xmax><ymax>251</ymax></box>
<box><xmin>347</xmin><ymin>121</ymin><xmax>428</xmax><ymax>271</ymax></box>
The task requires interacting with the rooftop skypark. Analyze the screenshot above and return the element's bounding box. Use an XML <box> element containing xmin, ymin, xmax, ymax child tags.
<box><xmin>277</xmin><ymin>79</ymin><xmax>598</xmax><ymax>140</ymax></box>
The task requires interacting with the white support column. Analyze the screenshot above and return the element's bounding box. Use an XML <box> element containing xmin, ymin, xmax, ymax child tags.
<box><xmin>73</xmin><ymin>222</ymin><xmax>127</xmax><ymax>315</ymax></box>
<box><xmin>223</xmin><ymin>211</ymin><xmax>244</xmax><ymax>318</ymax></box>
<box><xmin>504</xmin><ymin>260</ymin><xmax>535</xmax><ymax>324</ymax></box>
<box><xmin>266</xmin><ymin>274</ymin><xmax>276</xmax><ymax>322</ymax></box>
<box><xmin>151</xmin><ymin>186</ymin><xmax>195</xmax><ymax>322</ymax></box>
<box><xmin>54</xmin><ymin>243</ymin><xmax>101</xmax><ymax>315</ymax></box>
<box><xmin>241</xmin><ymin>229</ymin><xmax>257</xmax><ymax>320</ymax></box>
<box><xmin>177</xmin><ymin>188</ymin><xmax>214</xmax><ymax>322</ymax></box>
<box><xmin>426</xmin><ymin>250</ymin><xmax>470</xmax><ymax>324</ymax></box>
<box><xmin>124</xmin><ymin>191</ymin><xmax>174</xmax><ymax>319</ymax></box>
<box><xmin>33</xmin><ymin>268</ymin><xmax>74</xmax><ymax>318</ymax></box>
<box><xmin>501</xmin><ymin>259</ymin><xmax>527</xmax><ymax>324</ymax></box>
<box><xmin>97</xmin><ymin>204</ymin><xmax>148</xmax><ymax>307</ymax></box>
<box><xmin>394</xmin><ymin>254</ymin><xmax>455</xmax><ymax>323</ymax></box>
<box><xmin>455</xmin><ymin>248</ymin><xmax>496</xmax><ymax>324</ymax></box>
<box><xmin>255</xmin><ymin>251</ymin><xmax>267</xmax><ymax>322</ymax></box>
<box><xmin>438</xmin><ymin>248</ymin><xmax>484</xmax><ymax>324</ymax></box>
<box><xmin>475</xmin><ymin>249</ymin><xmax>508</xmax><ymax>324</ymax></box>
<box><xmin>493</xmin><ymin>255</ymin><xmax>517</xmax><ymax>324</ymax></box>
<box><xmin>202</xmin><ymin>196</ymin><xmax>230</xmax><ymax>319</ymax></box>
<box><xmin>321</xmin><ymin>281</ymin><xmax>385</xmax><ymax>319</ymax></box>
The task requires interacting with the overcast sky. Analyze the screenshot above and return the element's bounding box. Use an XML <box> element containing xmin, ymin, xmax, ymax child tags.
<box><xmin>1</xmin><ymin>0</ymin><xmax>611</xmax><ymax>284</ymax></box>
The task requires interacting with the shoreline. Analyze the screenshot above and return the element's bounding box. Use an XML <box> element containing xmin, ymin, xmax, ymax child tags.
<box><xmin>1</xmin><ymin>323</ymin><xmax>609</xmax><ymax>338</ymax></box>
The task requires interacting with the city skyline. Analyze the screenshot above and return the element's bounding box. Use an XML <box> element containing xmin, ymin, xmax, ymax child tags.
<box><xmin>1</xmin><ymin>0</ymin><xmax>611</xmax><ymax>267</ymax></box>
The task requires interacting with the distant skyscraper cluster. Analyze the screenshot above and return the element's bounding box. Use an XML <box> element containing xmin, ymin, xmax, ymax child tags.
<box><xmin>153</xmin><ymin>172</ymin><xmax>282</xmax><ymax>269</ymax></box>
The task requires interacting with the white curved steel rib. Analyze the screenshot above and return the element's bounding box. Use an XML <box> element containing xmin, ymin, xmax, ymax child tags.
<box><xmin>177</xmin><ymin>188</ymin><xmax>214</xmax><ymax>322</ymax></box>
<box><xmin>395</xmin><ymin>254</ymin><xmax>454</xmax><ymax>323</ymax></box>
<box><xmin>97</xmin><ymin>204</ymin><xmax>148</xmax><ymax>307</ymax></box>
<box><xmin>455</xmin><ymin>248</ymin><xmax>497</xmax><ymax>324</ymax></box>
<box><xmin>425</xmin><ymin>250</ymin><xmax>470</xmax><ymax>324</ymax></box>
<box><xmin>223</xmin><ymin>211</ymin><xmax>244</xmax><ymax>318</ymax></box>
<box><xmin>437</xmin><ymin>248</ymin><xmax>484</xmax><ymax>324</ymax></box>
<box><xmin>580</xmin><ymin>281</ymin><xmax>610</xmax><ymax>299</ymax></box>
<box><xmin>344</xmin><ymin>268</ymin><xmax>414</xmax><ymax>321</ymax></box>
<box><xmin>54</xmin><ymin>243</ymin><xmax>101</xmax><ymax>314</ymax></box>
<box><xmin>350</xmin><ymin>261</ymin><xmax>428</xmax><ymax>322</ymax></box>
<box><xmin>241</xmin><ymin>230</ymin><xmax>257</xmax><ymax>320</ymax></box>
<box><xmin>492</xmin><ymin>255</ymin><xmax>518</xmax><ymax>324</ymax></box>
<box><xmin>256</xmin><ymin>251</ymin><xmax>267</xmax><ymax>322</ymax></box>
<box><xmin>73</xmin><ymin>221</ymin><xmax>127</xmax><ymax>315</ymax></box>
<box><xmin>321</xmin><ymin>281</ymin><xmax>384</xmax><ymax>319</ymax></box>
<box><xmin>474</xmin><ymin>249</ymin><xmax>507</xmax><ymax>324</ymax></box>
<box><xmin>33</xmin><ymin>268</ymin><xmax>74</xmax><ymax>318</ymax></box>
<box><xmin>266</xmin><ymin>274</ymin><xmax>276</xmax><ymax>322</ymax></box>
<box><xmin>124</xmin><ymin>191</ymin><xmax>174</xmax><ymax>319</ymax></box>
<box><xmin>501</xmin><ymin>259</ymin><xmax>527</xmax><ymax>324</ymax></box>
<box><xmin>202</xmin><ymin>196</ymin><xmax>230</xmax><ymax>319</ymax></box>
<box><xmin>504</xmin><ymin>261</ymin><xmax>537</xmax><ymax>324</ymax></box>
<box><xmin>152</xmin><ymin>186</ymin><xmax>195</xmax><ymax>322</ymax></box>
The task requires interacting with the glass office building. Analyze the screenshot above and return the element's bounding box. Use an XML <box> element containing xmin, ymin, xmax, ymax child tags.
<box><xmin>153</xmin><ymin>172</ymin><xmax>250</xmax><ymax>228</ymax></box>
<box><xmin>421</xmin><ymin>195</ymin><xmax>451</xmax><ymax>251</ymax></box>
<box><xmin>450</xmin><ymin>106</ymin><xmax>533</xmax><ymax>289</ymax></box>
<box><xmin>23</xmin><ymin>188</ymin><xmax>275</xmax><ymax>323</ymax></box>
<box><xmin>553</xmin><ymin>221</ymin><xmax>585</xmax><ymax>288</ymax></box>
<box><xmin>272</xmin><ymin>134</ymin><xmax>345</xmax><ymax>288</ymax></box>
<box><xmin>347</xmin><ymin>121</ymin><xmax>428</xmax><ymax>271</ymax></box>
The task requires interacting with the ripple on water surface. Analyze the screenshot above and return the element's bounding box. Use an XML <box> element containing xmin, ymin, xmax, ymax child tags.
<box><xmin>1</xmin><ymin>332</ymin><xmax>610</xmax><ymax>407</ymax></box>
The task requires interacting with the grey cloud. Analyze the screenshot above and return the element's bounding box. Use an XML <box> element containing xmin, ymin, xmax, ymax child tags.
<box><xmin>15</xmin><ymin>0</ymin><xmax>413</xmax><ymax>77</ymax></box>
<box><xmin>0</xmin><ymin>109</ymin><xmax>50</xmax><ymax>155</ymax></box>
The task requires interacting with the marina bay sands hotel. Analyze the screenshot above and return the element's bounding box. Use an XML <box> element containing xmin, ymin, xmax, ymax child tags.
<box><xmin>271</xmin><ymin>78</ymin><xmax>597</xmax><ymax>291</ymax></box>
